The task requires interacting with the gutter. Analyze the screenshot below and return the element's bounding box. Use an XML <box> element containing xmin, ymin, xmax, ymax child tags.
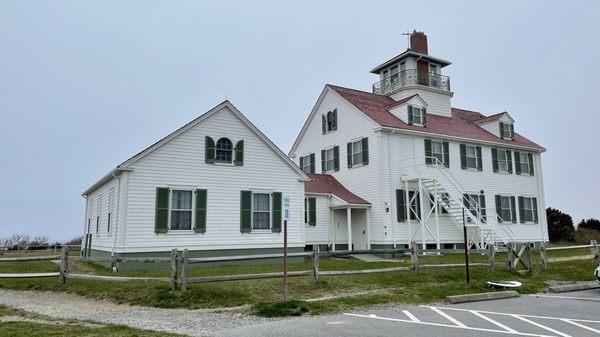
<box><xmin>81</xmin><ymin>167</ymin><xmax>133</xmax><ymax>197</ymax></box>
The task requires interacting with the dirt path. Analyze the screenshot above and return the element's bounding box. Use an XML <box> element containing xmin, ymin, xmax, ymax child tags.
<box><xmin>0</xmin><ymin>289</ymin><xmax>273</xmax><ymax>337</ymax></box>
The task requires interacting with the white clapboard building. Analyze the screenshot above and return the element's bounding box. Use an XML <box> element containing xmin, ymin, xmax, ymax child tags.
<box><xmin>291</xmin><ymin>31</ymin><xmax>548</xmax><ymax>251</ymax></box>
<box><xmin>81</xmin><ymin>101</ymin><xmax>308</xmax><ymax>263</ymax></box>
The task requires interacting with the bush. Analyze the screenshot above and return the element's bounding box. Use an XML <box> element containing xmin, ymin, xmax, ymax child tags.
<box><xmin>254</xmin><ymin>300</ymin><xmax>310</xmax><ymax>317</ymax></box>
<box><xmin>573</xmin><ymin>228</ymin><xmax>600</xmax><ymax>244</ymax></box>
<box><xmin>578</xmin><ymin>218</ymin><xmax>600</xmax><ymax>232</ymax></box>
<box><xmin>546</xmin><ymin>208</ymin><xmax>575</xmax><ymax>242</ymax></box>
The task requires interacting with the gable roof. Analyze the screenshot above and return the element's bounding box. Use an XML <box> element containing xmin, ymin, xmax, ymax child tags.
<box><xmin>476</xmin><ymin>111</ymin><xmax>514</xmax><ymax>125</ymax></box>
<box><xmin>370</xmin><ymin>50</ymin><xmax>452</xmax><ymax>74</ymax></box>
<box><xmin>327</xmin><ymin>85</ymin><xmax>545</xmax><ymax>151</ymax></box>
<box><xmin>385</xmin><ymin>94</ymin><xmax>426</xmax><ymax>110</ymax></box>
<box><xmin>305</xmin><ymin>174</ymin><xmax>370</xmax><ymax>205</ymax></box>
<box><xmin>82</xmin><ymin>100</ymin><xmax>309</xmax><ymax>196</ymax></box>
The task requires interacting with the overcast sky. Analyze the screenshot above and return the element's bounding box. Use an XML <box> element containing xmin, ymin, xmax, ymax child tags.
<box><xmin>1</xmin><ymin>1</ymin><xmax>598</xmax><ymax>242</ymax></box>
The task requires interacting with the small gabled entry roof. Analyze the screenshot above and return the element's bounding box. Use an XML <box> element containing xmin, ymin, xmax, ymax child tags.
<box><xmin>305</xmin><ymin>174</ymin><xmax>370</xmax><ymax>205</ymax></box>
<box><xmin>82</xmin><ymin>100</ymin><xmax>308</xmax><ymax>196</ymax></box>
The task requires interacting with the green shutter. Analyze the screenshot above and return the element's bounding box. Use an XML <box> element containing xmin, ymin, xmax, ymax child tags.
<box><xmin>476</xmin><ymin>146</ymin><xmax>482</xmax><ymax>171</ymax></box>
<box><xmin>422</xmin><ymin>108</ymin><xmax>427</xmax><ymax>126</ymax></box>
<box><xmin>234</xmin><ymin>140</ymin><xmax>244</xmax><ymax>166</ymax></box>
<box><xmin>479</xmin><ymin>194</ymin><xmax>487</xmax><ymax>223</ymax></box>
<box><xmin>310</xmin><ymin>153</ymin><xmax>315</xmax><ymax>174</ymax></box>
<box><xmin>460</xmin><ymin>144</ymin><xmax>467</xmax><ymax>169</ymax></box>
<box><xmin>518</xmin><ymin>196</ymin><xmax>525</xmax><ymax>223</ymax></box>
<box><xmin>321</xmin><ymin>115</ymin><xmax>326</xmax><ymax>134</ymax></box>
<box><xmin>321</xmin><ymin>149</ymin><xmax>326</xmax><ymax>173</ymax></box>
<box><xmin>299</xmin><ymin>156</ymin><xmax>304</xmax><ymax>171</ymax></box>
<box><xmin>194</xmin><ymin>189</ymin><xmax>207</xmax><ymax>233</ymax></box>
<box><xmin>528</xmin><ymin>153</ymin><xmax>534</xmax><ymax>175</ymax></box>
<box><xmin>509</xmin><ymin>124</ymin><xmax>515</xmax><ymax>140</ymax></box>
<box><xmin>333</xmin><ymin>146</ymin><xmax>339</xmax><ymax>171</ymax></box>
<box><xmin>240</xmin><ymin>191</ymin><xmax>252</xmax><ymax>233</ymax></box>
<box><xmin>396</xmin><ymin>189</ymin><xmax>406</xmax><ymax>222</ymax></box>
<box><xmin>507</xmin><ymin>150</ymin><xmax>513</xmax><ymax>174</ymax></box>
<box><xmin>532</xmin><ymin>197</ymin><xmax>539</xmax><ymax>223</ymax></box>
<box><xmin>205</xmin><ymin>136</ymin><xmax>215</xmax><ymax>164</ymax></box>
<box><xmin>499</xmin><ymin>123</ymin><xmax>505</xmax><ymax>139</ymax></box>
<box><xmin>408</xmin><ymin>106</ymin><xmax>414</xmax><ymax>125</ymax></box>
<box><xmin>443</xmin><ymin>141</ymin><xmax>450</xmax><ymax>168</ymax></box>
<box><xmin>347</xmin><ymin>142</ymin><xmax>353</xmax><ymax>168</ymax></box>
<box><xmin>272</xmin><ymin>192</ymin><xmax>282</xmax><ymax>233</ymax></box>
<box><xmin>491</xmin><ymin>148</ymin><xmax>498</xmax><ymax>172</ymax></box>
<box><xmin>424</xmin><ymin>139</ymin><xmax>432</xmax><ymax>165</ymax></box>
<box><xmin>154</xmin><ymin>188</ymin><xmax>169</xmax><ymax>234</ymax></box>
<box><xmin>510</xmin><ymin>196</ymin><xmax>517</xmax><ymax>223</ymax></box>
<box><xmin>332</xmin><ymin>109</ymin><xmax>338</xmax><ymax>130</ymax></box>
<box><xmin>495</xmin><ymin>195</ymin><xmax>502</xmax><ymax>223</ymax></box>
<box><xmin>514</xmin><ymin>151</ymin><xmax>521</xmax><ymax>175</ymax></box>
<box><xmin>362</xmin><ymin>137</ymin><xmax>369</xmax><ymax>165</ymax></box>
<box><xmin>309</xmin><ymin>197</ymin><xmax>317</xmax><ymax>226</ymax></box>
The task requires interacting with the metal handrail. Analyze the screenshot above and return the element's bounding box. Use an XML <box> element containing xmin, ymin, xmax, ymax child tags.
<box><xmin>373</xmin><ymin>69</ymin><xmax>451</xmax><ymax>95</ymax></box>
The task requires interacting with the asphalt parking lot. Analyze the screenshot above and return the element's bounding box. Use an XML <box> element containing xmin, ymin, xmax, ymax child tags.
<box><xmin>216</xmin><ymin>288</ymin><xmax>600</xmax><ymax>337</ymax></box>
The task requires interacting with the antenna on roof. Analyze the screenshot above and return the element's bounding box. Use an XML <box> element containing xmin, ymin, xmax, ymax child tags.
<box><xmin>401</xmin><ymin>30</ymin><xmax>411</xmax><ymax>49</ymax></box>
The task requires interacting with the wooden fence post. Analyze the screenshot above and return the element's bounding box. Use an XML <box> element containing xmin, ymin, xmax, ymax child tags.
<box><xmin>170</xmin><ymin>249</ymin><xmax>179</xmax><ymax>291</ymax></box>
<box><xmin>591</xmin><ymin>240</ymin><xmax>598</xmax><ymax>265</ymax></box>
<box><xmin>526</xmin><ymin>243</ymin><xmax>533</xmax><ymax>273</ymax></box>
<box><xmin>312</xmin><ymin>245</ymin><xmax>319</xmax><ymax>284</ymax></box>
<box><xmin>540</xmin><ymin>242</ymin><xmax>547</xmax><ymax>271</ymax></box>
<box><xmin>59</xmin><ymin>246</ymin><xmax>69</xmax><ymax>284</ymax></box>
<box><xmin>488</xmin><ymin>244</ymin><xmax>495</xmax><ymax>272</ymax></box>
<box><xmin>507</xmin><ymin>243</ymin><xmax>514</xmax><ymax>272</ymax></box>
<box><xmin>181</xmin><ymin>249</ymin><xmax>189</xmax><ymax>292</ymax></box>
<box><xmin>410</xmin><ymin>242</ymin><xmax>419</xmax><ymax>275</ymax></box>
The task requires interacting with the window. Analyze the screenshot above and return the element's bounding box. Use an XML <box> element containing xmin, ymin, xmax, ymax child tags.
<box><xmin>497</xmin><ymin>149</ymin><xmax>508</xmax><ymax>172</ymax></box>
<box><xmin>522</xmin><ymin>197</ymin><xmax>534</xmax><ymax>222</ymax></box>
<box><xmin>463</xmin><ymin>193</ymin><xmax>486</xmax><ymax>223</ymax></box>
<box><xmin>409</xmin><ymin>106</ymin><xmax>424</xmax><ymax>125</ymax></box>
<box><xmin>215</xmin><ymin>138</ymin><xmax>233</xmax><ymax>163</ymax></box>
<box><xmin>429</xmin><ymin>64</ymin><xmax>439</xmax><ymax>88</ymax></box>
<box><xmin>87</xmin><ymin>219</ymin><xmax>91</xmax><ymax>234</ymax></box>
<box><xmin>351</xmin><ymin>140</ymin><xmax>362</xmax><ymax>166</ymax></box>
<box><xmin>431</xmin><ymin>141</ymin><xmax>444</xmax><ymax>165</ymax></box>
<box><xmin>170</xmin><ymin>190</ymin><xmax>193</xmax><ymax>230</ymax></box>
<box><xmin>465</xmin><ymin>145</ymin><xmax>477</xmax><ymax>169</ymax></box>
<box><xmin>301</xmin><ymin>154</ymin><xmax>314</xmax><ymax>174</ymax></box>
<box><xmin>325</xmin><ymin>148</ymin><xmax>335</xmax><ymax>172</ymax></box>
<box><xmin>500</xmin><ymin>122</ymin><xmax>512</xmax><ymax>139</ymax></box>
<box><xmin>409</xmin><ymin>191</ymin><xmax>420</xmax><ymax>220</ymax></box>
<box><xmin>429</xmin><ymin>193</ymin><xmax>449</xmax><ymax>214</ymax></box>
<box><xmin>252</xmin><ymin>193</ymin><xmax>270</xmax><ymax>230</ymax></box>
<box><xmin>304</xmin><ymin>198</ymin><xmax>309</xmax><ymax>224</ymax></box>
<box><xmin>499</xmin><ymin>196</ymin><xmax>512</xmax><ymax>222</ymax></box>
<box><xmin>96</xmin><ymin>196</ymin><xmax>101</xmax><ymax>234</ymax></box>
<box><xmin>390</xmin><ymin>65</ymin><xmax>398</xmax><ymax>84</ymax></box>
<box><xmin>518</xmin><ymin>152</ymin><xmax>530</xmax><ymax>174</ymax></box>
<box><xmin>107</xmin><ymin>190</ymin><xmax>114</xmax><ymax>234</ymax></box>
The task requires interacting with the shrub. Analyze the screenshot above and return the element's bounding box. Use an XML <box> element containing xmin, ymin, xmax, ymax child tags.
<box><xmin>573</xmin><ymin>228</ymin><xmax>600</xmax><ymax>244</ymax></box>
<box><xmin>578</xmin><ymin>218</ymin><xmax>600</xmax><ymax>232</ymax></box>
<box><xmin>254</xmin><ymin>300</ymin><xmax>309</xmax><ymax>317</ymax></box>
<box><xmin>546</xmin><ymin>208</ymin><xmax>575</xmax><ymax>242</ymax></box>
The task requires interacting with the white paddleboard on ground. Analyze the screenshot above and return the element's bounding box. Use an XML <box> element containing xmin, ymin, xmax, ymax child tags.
<box><xmin>487</xmin><ymin>280</ymin><xmax>522</xmax><ymax>288</ymax></box>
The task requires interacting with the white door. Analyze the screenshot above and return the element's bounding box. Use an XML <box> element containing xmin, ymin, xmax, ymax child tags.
<box><xmin>351</xmin><ymin>210</ymin><xmax>368</xmax><ymax>250</ymax></box>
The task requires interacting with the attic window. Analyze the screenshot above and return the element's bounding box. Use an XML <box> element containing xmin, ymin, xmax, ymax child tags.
<box><xmin>216</xmin><ymin>138</ymin><xmax>233</xmax><ymax>163</ymax></box>
<box><xmin>408</xmin><ymin>106</ymin><xmax>426</xmax><ymax>126</ymax></box>
<box><xmin>499</xmin><ymin>122</ymin><xmax>514</xmax><ymax>140</ymax></box>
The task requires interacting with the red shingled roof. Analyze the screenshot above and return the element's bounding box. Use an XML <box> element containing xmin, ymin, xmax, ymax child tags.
<box><xmin>305</xmin><ymin>174</ymin><xmax>370</xmax><ymax>205</ymax></box>
<box><xmin>328</xmin><ymin>85</ymin><xmax>544</xmax><ymax>150</ymax></box>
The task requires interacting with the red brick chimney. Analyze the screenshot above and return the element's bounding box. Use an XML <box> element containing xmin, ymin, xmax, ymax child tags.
<box><xmin>410</xmin><ymin>31</ymin><xmax>428</xmax><ymax>54</ymax></box>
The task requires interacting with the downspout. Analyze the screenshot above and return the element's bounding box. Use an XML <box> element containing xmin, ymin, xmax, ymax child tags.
<box><xmin>386</xmin><ymin>130</ymin><xmax>396</xmax><ymax>248</ymax></box>
<box><xmin>111</xmin><ymin>171</ymin><xmax>121</xmax><ymax>259</ymax></box>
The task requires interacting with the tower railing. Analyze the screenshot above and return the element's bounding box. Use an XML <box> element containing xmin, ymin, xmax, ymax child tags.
<box><xmin>372</xmin><ymin>69</ymin><xmax>450</xmax><ymax>95</ymax></box>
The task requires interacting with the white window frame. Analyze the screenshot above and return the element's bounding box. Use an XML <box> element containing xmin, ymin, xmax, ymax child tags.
<box><xmin>168</xmin><ymin>189</ymin><xmax>194</xmax><ymax>232</ymax></box>
<box><xmin>325</xmin><ymin>147</ymin><xmax>335</xmax><ymax>172</ymax></box>
<box><xmin>107</xmin><ymin>189</ymin><xmax>114</xmax><ymax>234</ymax></box>
<box><xmin>499</xmin><ymin>195</ymin><xmax>512</xmax><ymax>223</ymax></box>
<box><xmin>410</xmin><ymin>106</ymin><xmax>424</xmax><ymax>125</ymax></box>
<box><xmin>215</xmin><ymin>138</ymin><xmax>233</xmax><ymax>163</ymax></box>
<box><xmin>389</xmin><ymin>65</ymin><xmax>399</xmax><ymax>84</ymax></box>
<box><xmin>500</xmin><ymin>122</ymin><xmax>512</xmax><ymax>139</ymax></box>
<box><xmin>519</xmin><ymin>152</ymin><xmax>530</xmax><ymax>174</ymax></box>
<box><xmin>351</xmin><ymin>139</ymin><xmax>363</xmax><ymax>166</ymax></box>
<box><xmin>465</xmin><ymin>145</ymin><xmax>477</xmax><ymax>169</ymax></box>
<box><xmin>96</xmin><ymin>195</ymin><xmax>101</xmax><ymax>234</ymax></box>
<box><xmin>326</xmin><ymin>111</ymin><xmax>335</xmax><ymax>132</ymax></box>
<box><xmin>252</xmin><ymin>192</ymin><xmax>271</xmax><ymax>231</ymax></box>
<box><xmin>431</xmin><ymin>140</ymin><xmax>444</xmax><ymax>166</ymax></box>
<box><xmin>497</xmin><ymin>149</ymin><xmax>509</xmax><ymax>173</ymax></box>
<box><xmin>301</xmin><ymin>154</ymin><xmax>313</xmax><ymax>174</ymax></box>
<box><xmin>522</xmin><ymin>196</ymin><xmax>535</xmax><ymax>223</ymax></box>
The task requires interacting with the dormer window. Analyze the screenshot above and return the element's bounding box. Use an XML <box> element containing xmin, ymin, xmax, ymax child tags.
<box><xmin>499</xmin><ymin>122</ymin><xmax>514</xmax><ymax>140</ymax></box>
<box><xmin>390</xmin><ymin>65</ymin><xmax>399</xmax><ymax>84</ymax></box>
<box><xmin>408</xmin><ymin>106</ymin><xmax>426</xmax><ymax>126</ymax></box>
<box><xmin>321</xmin><ymin>109</ymin><xmax>338</xmax><ymax>133</ymax></box>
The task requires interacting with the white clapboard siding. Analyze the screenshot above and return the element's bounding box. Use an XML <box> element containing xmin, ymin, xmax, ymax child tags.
<box><xmin>390</xmin><ymin>88</ymin><xmax>452</xmax><ymax>117</ymax></box>
<box><xmin>85</xmin><ymin>177</ymin><xmax>120</xmax><ymax>251</ymax></box>
<box><xmin>118</xmin><ymin>105</ymin><xmax>305</xmax><ymax>253</ymax></box>
<box><xmin>304</xmin><ymin>194</ymin><xmax>330</xmax><ymax>244</ymax></box>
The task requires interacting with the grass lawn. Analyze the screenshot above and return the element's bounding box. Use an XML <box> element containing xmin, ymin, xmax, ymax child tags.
<box><xmin>0</xmin><ymin>246</ymin><xmax>597</xmax><ymax>315</ymax></box>
<box><xmin>0</xmin><ymin>304</ymin><xmax>184</xmax><ymax>337</ymax></box>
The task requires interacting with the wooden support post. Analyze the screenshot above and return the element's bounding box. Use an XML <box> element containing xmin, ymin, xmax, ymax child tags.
<box><xmin>591</xmin><ymin>240</ymin><xmax>598</xmax><ymax>266</ymax></box>
<box><xmin>488</xmin><ymin>244</ymin><xmax>495</xmax><ymax>272</ymax></box>
<box><xmin>181</xmin><ymin>249</ymin><xmax>189</xmax><ymax>292</ymax></box>
<box><xmin>170</xmin><ymin>249</ymin><xmax>179</xmax><ymax>291</ymax></box>
<box><xmin>410</xmin><ymin>241</ymin><xmax>419</xmax><ymax>275</ymax></box>
<box><xmin>59</xmin><ymin>246</ymin><xmax>69</xmax><ymax>284</ymax></box>
<box><xmin>312</xmin><ymin>245</ymin><xmax>319</xmax><ymax>284</ymax></box>
<box><xmin>540</xmin><ymin>242</ymin><xmax>547</xmax><ymax>271</ymax></box>
<box><xmin>526</xmin><ymin>243</ymin><xmax>533</xmax><ymax>273</ymax></box>
<box><xmin>508</xmin><ymin>243</ymin><xmax>515</xmax><ymax>272</ymax></box>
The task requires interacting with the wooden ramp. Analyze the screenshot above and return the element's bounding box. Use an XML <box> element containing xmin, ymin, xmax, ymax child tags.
<box><xmin>349</xmin><ymin>254</ymin><xmax>387</xmax><ymax>262</ymax></box>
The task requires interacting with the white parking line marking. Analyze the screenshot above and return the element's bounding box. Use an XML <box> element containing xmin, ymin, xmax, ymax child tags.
<box><xmin>429</xmin><ymin>307</ymin><xmax>466</xmax><ymax>327</ymax></box>
<box><xmin>529</xmin><ymin>294</ymin><xmax>600</xmax><ymax>302</ymax></box>
<box><xmin>469</xmin><ymin>310</ymin><xmax>518</xmax><ymax>334</ymax></box>
<box><xmin>561</xmin><ymin>319</ymin><xmax>600</xmax><ymax>334</ymax></box>
<box><xmin>512</xmin><ymin>315</ymin><xmax>572</xmax><ymax>337</ymax></box>
<box><xmin>402</xmin><ymin>310</ymin><xmax>420</xmax><ymax>322</ymax></box>
<box><xmin>424</xmin><ymin>306</ymin><xmax>600</xmax><ymax>324</ymax></box>
<box><xmin>342</xmin><ymin>313</ymin><xmax>555</xmax><ymax>337</ymax></box>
